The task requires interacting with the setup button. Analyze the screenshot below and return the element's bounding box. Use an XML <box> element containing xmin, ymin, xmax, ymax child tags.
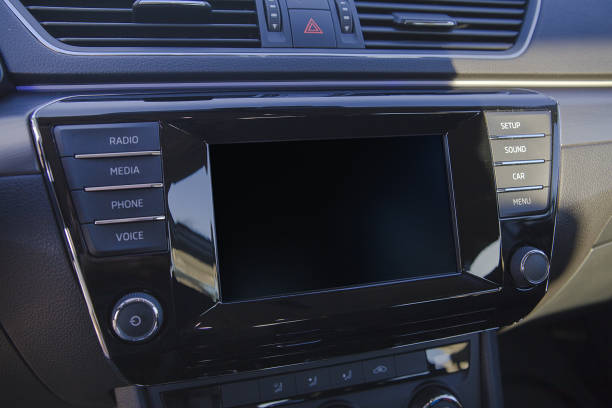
<box><xmin>290</xmin><ymin>10</ymin><xmax>336</xmax><ymax>48</ymax></box>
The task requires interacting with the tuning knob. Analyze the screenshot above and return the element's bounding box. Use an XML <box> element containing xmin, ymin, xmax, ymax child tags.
<box><xmin>410</xmin><ymin>386</ymin><xmax>462</xmax><ymax>408</ymax></box>
<box><xmin>510</xmin><ymin>246</ymin><xmax>550</xmax><ymax>288</ymax></box>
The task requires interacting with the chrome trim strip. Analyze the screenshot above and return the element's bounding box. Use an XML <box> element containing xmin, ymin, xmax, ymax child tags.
<box><xmin>95</xmin><ymin>215</ymin><xmax>166</xmax><ymax>225</ymax></box>
<box><xmin>497</xmin><ymin>185</ymin><xmax>543</xmax><ymax>193</ymax></box>
<box><xmin>74</xmin><ymin>150</ymin><xmax>161</xmax><ymax>159</ymax></box>
<box><xmin>423</xmin><ymin>394</ymin><xmax>463</xmax><ymax>408</ymax></box>
<box><xmin>490</xmin><ymin>133</ymin><xmax>546</xmax><ymax>140</ymax></box>
<box><xmin>3</xmin><ymin>0</ymin><xmax>540</xmax><ymax>59</ymax></box>
<box><xmin>30</xmin><ymin>99</ymin><xmax>112</xmax><ymax>359</ymax></box>
<box><xmin>84</xmin><ymin>183</ymin><xmax>164</xmax><ymax>192</ymax></box>
<box><xmin>16</xmin><ymin>78</ymin><xmax>612</xmax><ymax>94</ymax></box>
<box><xmin>494</xmin><ymin>159</ymin><xmax>545</xmax><ymax>167</ymax></box>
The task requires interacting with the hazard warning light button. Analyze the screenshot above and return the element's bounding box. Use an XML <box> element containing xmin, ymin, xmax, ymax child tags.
<box><xmin>290</xmin><ymin>10</ymin><xmax>336</xmax><ymax>48</ymax></box>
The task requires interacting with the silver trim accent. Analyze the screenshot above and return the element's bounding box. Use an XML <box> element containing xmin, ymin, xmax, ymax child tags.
<box><xmin>490</xmin><ymin>133</ymin><xmax>546</xmax><ymax>140</ymax></box>
<box><xmin>111</xmin><ymin>295</ymin><xmax>162</xmax><ymax>342</ymax></box>
<box><xmin>520</xmin><ymin>249</ymin><xmax>550</xmax><ymax>285</ymax></box>
<box><xmin>3</xmin><ymin>0</ymin><xmax>540</xmax><ymax>59</ymax></box>
<box><xmin>497</xmin><ymin>185</ymin><xmax>543</xmax><ymax>193</ymax></box>
<box><xmin>30</xmin><ymin>98</ymin><xmax>112</xmax><ymax>359</ymax></box>
<box><xmin>15</xmin><ymin>78</ymin><xmax>612</xmax><ymax>93</ymax></box>
<box><xmin>133</xmin><ymin>0</ymin><xmax>210</xmax><ymax>7</ymax></box>
<box><xmin>84</xmin><ymin>182</ymin><xmax>164</xmax><ymax>192</ymax></box>
<box><xmin>494</xmin><ymin>159</ymin><xmax>545</xmax><ymax>167</ymax></box>
<box><xmin>95</xmin><ymin>215</ymin><xmax>166</xmax><ymax>225</ymax></box>
<box><xmin>74</xmin><ymin>150</ymin><xmax>161</xmax><ymax>159</ymax></box>
<box><xmin>422</xmin><ymin>394</ymin><xmax>463</xmax><ymax>408</ymax></box>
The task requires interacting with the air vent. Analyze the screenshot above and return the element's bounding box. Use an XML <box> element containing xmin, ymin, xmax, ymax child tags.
<box><xmin>19</xmin><ymin>0</ymin><xmax>261</xmax><ymax>48</ymax></box>
<box><xmin>356</xmin><ymin>0</ymin><xmax>529</xmax><ymax>51</ymax></box>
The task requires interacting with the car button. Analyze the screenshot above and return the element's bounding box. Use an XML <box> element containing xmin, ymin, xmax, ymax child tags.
<box><xmin>82</xmin><ymin>220</ymin><xmax>168</xmax><ymax>256</ymax></box>
<box><xmin>295</xmin><ymin>368</ymin><xmax>330</xmax><ymax>394</ymax></box>
<box><xmin>222</xmin><ymin>380</ymin><xmax>261</xmax><ymax>408</ymax></box>
<box><xmin>497</xmin><ymin>187</ymin><xmax>550</xmax><ymax>218</ymax></box>
<box><xmin>362</xmin><ymin>356</ymin><xmax>396</xmax><ymax>382</ymax></box>
<box><xmin>489</xmin><ymin>136</ymin><xmax>551</xmax><ymax>163</ymax></box>
<box><xmin>494</xmin><ymin>162</ymin><xmax>551</xmax><ymax>190</ymax></box>
<box><xmin>290</xmin><ymin>10</ymin><xmax>336</xmax><ymax>48</ymax></box>
<box><xmin>55</xmin><ymin>122</ymin><xmax>160</xmax><ymax>156</ymax></box>
<box><xmin>394</xmin><ymin>352</ymin><xmax>429</xmax><ymax>377</ymax></box>
<box><xmin>71</xmin><ymin>188</ymin><xmax>165</xmax><ymax>223</ymax></box>
<box><xmin>484</xmin><ymin>111</ymin><xmax>551</xmax><ymax>137</ymax></box>
<box><xmin>259</xmin><ymin>374</ymin><xmax>296</xmax><ymax>401</ymax></box>
<box><xmin>329</xmin><ymin>362</ymin><xmax>364</xmax><ymax>387</ymax></box>
<box><xmin>62</xmin><ymin>156</ymin><xmax>162</xmax><ymax>190</ymax></box>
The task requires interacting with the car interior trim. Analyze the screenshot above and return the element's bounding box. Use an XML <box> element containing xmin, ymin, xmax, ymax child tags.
<box><xmin>2</xmin><ymin>0</ymin><xmax>540</xmax><ymax>60</ymax></box>
<box><xmin>30</xmin><ymin>101</ymin><xmax>112</xmax><ymax>359</ymax></box>
<box><xmin>74</xmin><ymin>151</ymin><xmax>161</xmax><ymax>159</ymax></box>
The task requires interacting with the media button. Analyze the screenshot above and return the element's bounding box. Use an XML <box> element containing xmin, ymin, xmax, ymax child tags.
<box><xmin>82</xmin><ymin>220</ymin><xmax>168</xmax><ymax>256</ymax></box>
<box><xmin>62</xmin><ymin>155</ymin><xmax>162</xmax><ymax>190</ymax></box>
<box><xmin>55</xmin><ymin>122</ymin><xmax>159</xmax><ymax>156</ymax></box>
<box><xmin>329</xmin><ymin>362</ymin><xmax>364</xmax><ymax>387</ymax></box>
<box><xmin>362</xmin><ymin>356</ymin><xmax>396</xmax><ymax>382</ymax></box>
<box><xmin>259</xmin><ymin>374</ymin><xmax>296</xmax><ymax>401</ymax></box>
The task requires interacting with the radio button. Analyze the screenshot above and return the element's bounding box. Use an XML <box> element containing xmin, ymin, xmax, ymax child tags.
<box><xmin>62</xmin><ymin>156</ymin><xmax>162</xmax><ymax>190</ymax></box>
<box><xmin>484</xmin><ymin>111</ymin><xmax>551</xmax><ymax>137</ymax></box>
<box><xmin>489</xmin><ymin>136</ymin><xmax>551</xmax><ymax>163</ymax></box>
<box><xmin>82</xmin><ymin>221</ymin><xmax>167</xmax><ymax>256</ymax></box>
<box><xmin>55</xmin><ymin>122</ymin><xmax>159</xmax><ymax>157</ymax></box>
<box><xmin>494</xmin><ymin>162</ymin><xmax>551</xmax><ymax>190</ymax></box>
<box><xmin>498</xmin><ymin>187</ymin><xmax>550</xmax><ymax>218</ymax></box>
<box><xmin>72</xmin><ymin>188</ymin><xmax>165</xmax><ymax>224</ymax></box>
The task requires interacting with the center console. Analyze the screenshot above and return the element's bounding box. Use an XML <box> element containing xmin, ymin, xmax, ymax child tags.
<box><xmin>32</xmin><ymin>89</ymin><xmax>558</xmax><ymax>408</ymax></box>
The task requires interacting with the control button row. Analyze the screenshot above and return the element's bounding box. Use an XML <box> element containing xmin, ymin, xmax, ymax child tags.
<box><xmin>222</xmin><ymin>352</ymin><xmax>428</xmax><ymax>407</ymax></box>
<box><xmin>335</xmin><ymin>0</ymin><xmax>353</xmax><ymax>33</ymax></box>
<box><xmin>265</xmin><ymin>0</ymin><xmax>282</xmax><ymax>31</ymax></box>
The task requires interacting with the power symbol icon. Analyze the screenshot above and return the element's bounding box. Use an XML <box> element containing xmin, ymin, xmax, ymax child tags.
<box><xmin>129</xmin><ymin>315</ymin><xmax>142</xmax><ymax>327</ymax></box>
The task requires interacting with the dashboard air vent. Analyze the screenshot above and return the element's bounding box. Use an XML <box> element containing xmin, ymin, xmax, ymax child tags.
<box><xmin>356</xmin><ymin>0</ymin><xmax>529</xmax><ymax>51</ymax></box>
<box><xmin>19</xmin><ymin>0</ymin><xmax>261</xmax><ymax>48</ymax></box>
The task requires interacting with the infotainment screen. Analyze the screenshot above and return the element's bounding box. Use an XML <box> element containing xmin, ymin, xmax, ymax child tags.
<box><xmin>211</xmin><ymin>135</ymin><xmax>459</xmax><ymax>302</ymax></box>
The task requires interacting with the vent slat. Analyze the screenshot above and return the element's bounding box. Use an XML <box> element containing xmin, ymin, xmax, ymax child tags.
<box><xmin>20</xmin><ymin>0</ymin><xmax>260</xmax><ymax>48</ymax></box>
<box><xmin>365</xmin><ymin>39</ymin><xmax>513</xmax><ymax>50</ymax></box>
<box><xmin>361</xmin><ymin>26</ymin><xmax>518</xmax><ymax>38</ymax></box>
<box><xmin>355</xmin><ymin>2</ymin><xmax>525</xmax><ymax>16</ymax></box>
<box><xmin>358</xmin><ymin>13</ymin><xmax>523</xmax><ymax>26</ymax></box>
<box><xmin>357</xmin><ymin>0</ymin><xmax>529</xmax><ymax>51</ymax></box>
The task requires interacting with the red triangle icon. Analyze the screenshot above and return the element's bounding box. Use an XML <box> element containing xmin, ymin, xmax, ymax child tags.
<box><xmin>304</xmin><ymin>18</ymin><xmax>324</xmax><ymax>34</ymax></box>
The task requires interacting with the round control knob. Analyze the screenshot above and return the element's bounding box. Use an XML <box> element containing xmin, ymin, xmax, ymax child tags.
<box><xmin>510</xmin><ymin>246</ymin><xmax>550</xmax><ymax>288</ymax></box>
<box><xmin>111</xmin><ymin>292</ymin><xmax>163</xmax><ymax>343</ymax></box>
<box><xmin>410</xmin><ymin>386</ymin><xmax>462</xmax><ymax>408</ymax></box>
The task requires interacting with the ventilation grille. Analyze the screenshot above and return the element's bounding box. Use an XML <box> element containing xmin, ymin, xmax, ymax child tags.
<box><xmin>356</xmin><ymin>0</ymin><xmax>529</xmax><ymax>51</ymax></box>
<box><xmin>20</xmin><ymin>0</ymin><xmax>261</xmax><ymax>48</ymax></box>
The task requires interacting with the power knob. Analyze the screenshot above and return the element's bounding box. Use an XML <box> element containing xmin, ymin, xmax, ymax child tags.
<box><xmin>111</xmin><ymin>292</ymin><xmax>163</xmax><ymax>343</ymax></box>
<box><xmin>410</xmin><ymin>386</ymin><xmax>462</xmax><ymax>408</ymax></box>
<box><xmin>510</xmin><ymin>246</ymin><xmax>550</xmax><ymax>288</ymax></box>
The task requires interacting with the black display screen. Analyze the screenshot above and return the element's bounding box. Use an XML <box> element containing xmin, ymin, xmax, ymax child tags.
<box><xmin>211</xmin><ymin>135</ymin><xmax>459</xmax><ymax>302</ymax></box>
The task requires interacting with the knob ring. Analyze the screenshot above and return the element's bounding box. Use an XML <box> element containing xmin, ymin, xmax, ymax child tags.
<box><xmin>421</xmin><ymin>393</ymin><xmax>463</xmax><ymax>408</ymax></box>
<box><xmin>111</xmin><ymin>293</ymin><xmax>162</xmax><ymax>342</ymax></box>
<box><xmin>520</xmin><ymin>248</ymin><xmax>550</xmax><ymax>285</ymax></box>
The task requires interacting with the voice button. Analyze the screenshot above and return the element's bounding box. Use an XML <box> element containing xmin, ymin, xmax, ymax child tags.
<box><xmin>82</xmin><ymin>220</ymin><xmax>167</xmax><ymax>256</ymax></box>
